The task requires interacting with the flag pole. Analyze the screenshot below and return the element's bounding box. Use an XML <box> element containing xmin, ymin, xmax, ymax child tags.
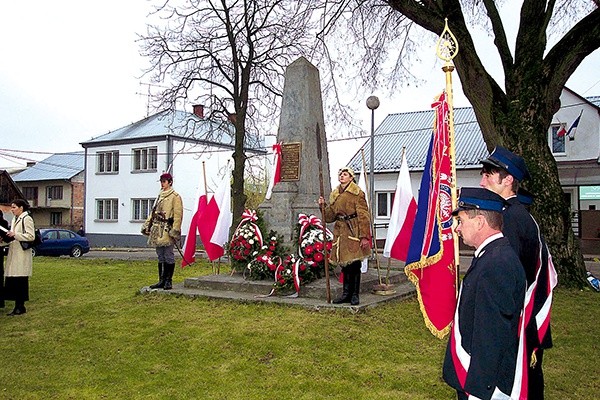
<box><xmin>436</xmin><ymin>18</ymin><xmax>460</xmax><ymax>293</ymax></box>
<box><xmin>360</xmin><ymin>149</ymin><xmax>383</xmax><ymax>287</ymax></box>
<box><xmin>202</xmin><ymin>161</ymin><xmax>216</xmax><ymax>275</ymax></box>
<box><xmin>315</xmin><ymin>122</ymin><xmax>332</xmax><ymax>303</ymax></box>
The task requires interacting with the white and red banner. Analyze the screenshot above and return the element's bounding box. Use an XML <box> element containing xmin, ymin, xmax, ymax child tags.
<box><xmin>181</xmin><ymin>178</ymin><xmax>208</xmax><ymax>267</ymax></box>
<box><xmin>200</xmin><ymin>171</ymin><xmax>233</xmax><ymax>261</ymax></box>
<box><xmin>265</xmin><ymin>143</ymin><xmax>282</xmax><ymax>200</ymax></box>
<box><xmin>383</xmin><ymin>151</ymin><xmax>417</xmax><ymax>262</ymax></box>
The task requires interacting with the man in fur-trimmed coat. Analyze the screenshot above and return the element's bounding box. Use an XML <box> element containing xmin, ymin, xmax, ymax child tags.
<box><xmin>319</xmin><ymin>167</ymin><xmax>371</xmax><ymax>305</ymax></box>
<box><xmin>142</xmin><ymin>173</ymin><xmax>183</xmax><ymax>290</ymax></box>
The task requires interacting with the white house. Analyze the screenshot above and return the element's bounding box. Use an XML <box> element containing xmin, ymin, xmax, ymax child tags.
<box><xmin>80</xmin><ymin>106</ymin><xmax>265</xmax><ymax>247</ymax></box>
<box><xmin>346</xmin><ymin>88</ymin><xmax>600</xmax><ymax>250</ymax></box>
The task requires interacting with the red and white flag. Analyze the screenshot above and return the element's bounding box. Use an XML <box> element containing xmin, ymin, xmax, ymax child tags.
<box><xmin>383</xmin><ymin>151</ymin><xmax>417</xmax><ymax>262</ymax></box>
<box><xmin>181</xmin><ymin>178</ymin><xmax>208</xmax><ymax>267</ymax></box>
<box><xmin>265</xmin><ymin>143</ymin><xmax>282</xmax><ymax>200</ymax></box>
<box><xmin>357</xmin><ymin>167</ymin><xmax>371</xmax><ymax>273</ymax></box>
<box><xmin>200</xmin><ymin>171</ymin><xmax>233</xmax><ymax>261</ymax></box>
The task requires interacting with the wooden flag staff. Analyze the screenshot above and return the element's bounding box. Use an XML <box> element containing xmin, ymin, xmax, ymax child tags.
<box><xmin>315</xmin><ymin>122</ymin><xmax>332</xmax><ymax>303</ymax></box>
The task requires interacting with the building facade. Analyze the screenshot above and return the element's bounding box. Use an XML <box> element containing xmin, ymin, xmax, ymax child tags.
<box><xmin>10</xmin><ymin>153</ymin><xmax>85</xmax><ymax>230</ymax></box>
<box><xmin>80</xmin><ymin>106</ymin><xmax>265</xmax><ymax>248</ymax></box>
<box><xmin>347</xmin><ymin>88</ymin><xmax>600</xmax><ymax>251</ymax></box>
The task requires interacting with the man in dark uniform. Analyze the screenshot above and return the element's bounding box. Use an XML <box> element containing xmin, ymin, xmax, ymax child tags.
<box><xmin>443</xmin><ymin>187</ymin><xmax>526</xmax><ymax>400</ymax></box>
<box><xmin>480</xmin><ymin>146</ymin><xmax>555</xmax><ymax>400</ymax></box>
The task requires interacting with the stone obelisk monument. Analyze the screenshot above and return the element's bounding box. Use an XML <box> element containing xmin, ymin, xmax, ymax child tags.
<box><xmin>259</xmin><ymin>57</ymin><xmax>331</xmax><ymax>246</ymax></box>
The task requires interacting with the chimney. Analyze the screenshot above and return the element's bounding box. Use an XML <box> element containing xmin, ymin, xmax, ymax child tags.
<box><xmin>192</xmin><ymin>104</ymin><xmax>204</xmax><ymax>118</ymax></box>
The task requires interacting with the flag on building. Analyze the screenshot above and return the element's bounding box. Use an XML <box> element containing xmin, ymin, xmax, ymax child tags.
<box><xmin>181</xmin><ymin>178</ymin><xmax>208</xmax><ymax>267</ymax></box>
<box><xmin>199</xmin><ymin>170</ymin><xmax>233</xmax><ymax>261</ymax></box>
<box><xmin>383</xmin><ymin>151</ymin><xmax>417</xmax><ymax>262</ymax></box>
<box><xmin>567</xmin><ymin>110</ymin><xmax>583</xmax><ymax>140</ymax></box>
<box><xmin>404</xmin><ymin>91</ymin><xmax>457</xmax><ymax>339</ymax></box>
<box><xmin>556</xmin><ymin>125</ymin><xmax>567</xmax><ymax>137</ymax></box>
<box><xmin>265</xmin><ymin>143</ymin><xmax>282</xmax><ymax>200</ymax></box>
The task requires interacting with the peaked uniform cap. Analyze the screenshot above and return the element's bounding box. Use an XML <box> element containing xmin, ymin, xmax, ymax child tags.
<box><xmin>481</xmin><ymin>145</ymin><xmax>531</xmax><ymax>181</ymax></box>
<box><xmin>452</xmin><ymin>187</ymin><xmax>507</xmax><ymax>215</ymax></box>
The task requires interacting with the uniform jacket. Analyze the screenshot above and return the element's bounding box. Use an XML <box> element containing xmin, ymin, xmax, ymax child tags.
<box><xmin>503</xmin><ymin>197</ymin><xmax>553</xmax><ymax>350</ymax></box>
<box><xmin>323</xmin><ymin>181</ymin><xmax>371</xmax><ymax>266</ymax></box>
<box><xmin>443</xmin><ymin>237</ymin><xmax>526</xmax><ymax>399</ymax></box>
<box><xmin>5</xmin><ymin>212</ymin><xmax>35</xmax><ymax>277</ymax></box>
<box><xmin>142</xmin><ymin>188</ymin><xmax>183</xmax><ymax>247</ymax></box>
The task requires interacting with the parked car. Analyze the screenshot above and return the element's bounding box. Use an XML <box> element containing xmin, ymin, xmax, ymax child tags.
<box><xmin>33</xmin><ymin>229</ymin><xmax>90</xmax><ymax>258</ymax></box>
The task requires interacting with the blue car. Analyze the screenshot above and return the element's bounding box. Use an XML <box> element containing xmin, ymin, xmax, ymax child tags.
<box><xmin>33</xmin><ymin>229</ymin><xmax>90</xmax><ymax>258</ymax></box>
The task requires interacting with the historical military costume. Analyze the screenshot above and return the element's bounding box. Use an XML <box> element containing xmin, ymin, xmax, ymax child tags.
<box><xmin>322</xmin><ymin>167</ymin><xmax>371</xmax><ymax>305</ymax></box>
<box><xmin>443</xmin><ymin>188</ymin><xmax>527</xmax><ymax>400</ymax></box>
<box><xmin>142</xmin><ymin>173</ymin><xmax>183</xmax><ymax>290</ymax></box>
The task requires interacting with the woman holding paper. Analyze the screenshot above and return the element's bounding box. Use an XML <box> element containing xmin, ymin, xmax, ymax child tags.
<box><xmin>4</xmin><ymin>199</ymin><xmax>35</xmax><ymax>316</ymax></box>
<box><xmin>0</xmin><ymin>213</ymin><xmax>11</xmax><ymax>309</ymax></box>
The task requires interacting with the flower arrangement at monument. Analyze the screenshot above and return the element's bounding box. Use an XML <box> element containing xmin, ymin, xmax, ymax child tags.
<box><xmin>245</xmin><ymin>231</ymin><xmax>286</xmax><ymax>280</ymax></box>
<box><xmin>228</xmin><ymin>210</ymin><xmax>334</xmax><ymax>296</ymax></box>
<box><xmin>271</xmin><ymin>214</ymin><xmax>334</xmax><ymax>293</ymax></box>
<box><xmin>228</xmin><ymin>209</ymin><xmax>265</xmax><ymax>272</ymax></box>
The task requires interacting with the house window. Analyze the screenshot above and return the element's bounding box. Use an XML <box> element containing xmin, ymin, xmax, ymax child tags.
<box><xmin>23</xmin><ymin>187</ymin><xmax>38</xmax><ymax>201</ymax></box>
<box><xmin>96</xmin><ymin>199</ymin><xmax>119</xmax><ymax>221</ymax></box>
<box><xmin>376</xmin><ymin>192</ymin><xmax>395</xmax><ymax>218</ymax></box>
<box><xmin>132</xmin><ymin>198</ymin><xmax>155</xmax><ymax>221</ymax></box>
<box><xmin>132</xmin><ymin>147</ymin><xmax>158</xmax><ymax>172</ymax></box>
<box><xmin>47</xmin><ymin>186</ymin><xmax>63</xmax><ymax>200</ymax></box>
<box><xmin>50</xmin><ymin>212</ymin><xmax>62</xmax><ymax>226</ymax></box>
<box><xmin>97</xmin><ymin>151</ymin><xmax>119</xmax><ymax>173</ymax></box>
<box><xmin>550</xmin><ymin>124</ymin><xmax>566</xmax><ymax>154</ymax></box>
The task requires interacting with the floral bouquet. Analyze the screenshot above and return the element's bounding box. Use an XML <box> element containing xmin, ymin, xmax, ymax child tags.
<box><xmin>245</xmin><ymin>231</ymin><xmax>287</xmax><ymax>280</ymax></box>
<box><xmin>297</xmin><ymin>214</ymin><xmax>333</xmax><ymax>271</ymax></box>
<box><xmin>228</xmin><ymin>209</ymin><xmax>264</xmax><ymax>272</ymax></box>
<box><xmin>271</xmin><ymin>214</ymin><xmax>334</xmax><ymax>294</ymax></box>
<box><xmin>274</xmin><ymin>254</ymin><xmax>300</xmax><ymax>293</ymax></box>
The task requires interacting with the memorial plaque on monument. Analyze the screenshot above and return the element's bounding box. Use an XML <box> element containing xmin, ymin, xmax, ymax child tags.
<box><xmin>280</xmin><ymin>142</ymin><xmax>301</xmax><ymax>181</ymax></box>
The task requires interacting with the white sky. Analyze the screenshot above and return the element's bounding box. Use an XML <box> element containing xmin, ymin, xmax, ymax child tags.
<box><xmin>0</xmin><ymin>1</ymin><xmax>598</xmax><ymax>169</ymax></box>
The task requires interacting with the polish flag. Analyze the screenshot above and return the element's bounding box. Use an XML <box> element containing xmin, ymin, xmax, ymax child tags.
<box><xmin>265</xmin><ymin>143</ymin><xmax>282</xmax><ymax>200</ymax></box>
<box><xmin>383</xmin><ymin>151</ymin><xmax>417</xmax><ymax>261</ymax></box>
<box><xmin>181</xmin><ymin>179</ymin><xmax>208</xmax><ymax>267</ymax></box>
<box><xmin>199</xmin><ymin>171</ymin><xmax>232</xmax><ymax>261</ymax></box>
<box><xmin>358</xmin><ymin>166</ymin><xmax>370</xmax><ymax>273</ymax></box>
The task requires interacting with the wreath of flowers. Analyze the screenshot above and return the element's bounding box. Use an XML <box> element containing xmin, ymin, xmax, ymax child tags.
<box><xmin>245</xmin><ymin>231</ymin><xmax>286</xmax><ymax>280</ymax></box>
<box><xmin>228</xmin><ymin>209</ymin><xmax>264</xmax><ymax>272</ymax></box>
<box><xmin>272</xmin><ymin>214</ymin><xmax>334</xmax><ymax>293</ymax></box>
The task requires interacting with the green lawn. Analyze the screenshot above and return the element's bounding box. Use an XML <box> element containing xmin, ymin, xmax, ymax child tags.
<box><xmin>0</xmin><ymin>257</ymin><xmax>598</xmax><ymax>399</ymax></box>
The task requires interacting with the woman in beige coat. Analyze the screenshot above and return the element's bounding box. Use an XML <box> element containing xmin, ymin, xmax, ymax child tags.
<box><xmin>319</xmin><ymin>167</ymin><xmax>371</xmax><ymax>305</ymax></box>
<box><xmin>4</xmin><ymin>199</ymin><xmax>35</xmax><ymax>316</ymax></box>
<box><xmin>141</xmin><ymin>173</ymin><xmax>183</xmax><ymax>290</ymax></box>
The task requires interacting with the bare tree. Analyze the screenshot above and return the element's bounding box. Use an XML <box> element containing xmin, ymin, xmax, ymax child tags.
<box><xmin>316</xmin><ymin>0</ymin><xmax>600</xmax><ymax>287</ymax></box>
<box><xmin>140</xmin><ymin>0</ymin><xmax>319</xmax><ymax>226</ymax></box>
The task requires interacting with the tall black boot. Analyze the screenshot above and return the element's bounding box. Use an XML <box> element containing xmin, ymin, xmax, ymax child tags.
<box><xmin>7</xmin><ymin>301</ymin><xmax>26</xmax><ymax>316</ymax></box>
<box><xmin>149</xmin><ymin>262</ymin><xmax>165</xmax><ymax>289</ymax></box>
<box><xmin>163</xmin><ymin>263</ymin><xmax>175</xmax><ymax>290</ymax></box>
<box><xmin>333</xmin><ymin>267</ymin><xmax>353</xmax><ymax>304</ymax></box>
<box><xmin>350</xmin><ymin>267</ymin><xmax>361</xmax><ymax>306</ymax></box>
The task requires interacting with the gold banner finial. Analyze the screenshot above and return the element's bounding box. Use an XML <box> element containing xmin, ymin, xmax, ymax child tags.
<box><xmin>436</xmin><ymin>18</ymin><xmax>459</xmax><ymax>64</ymax></box>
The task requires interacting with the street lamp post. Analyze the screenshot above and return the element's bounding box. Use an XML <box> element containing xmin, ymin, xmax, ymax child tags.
<box><xmin>366</xmin><ymin>95</ymin><xmax>380</xmax><ymax>233</ymax></box>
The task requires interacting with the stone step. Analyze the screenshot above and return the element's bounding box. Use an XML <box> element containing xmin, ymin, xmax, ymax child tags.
<box><xmin>183</xmin><ymin>269</ymin><xmax>409</xmax><ymax>300</ymax></box>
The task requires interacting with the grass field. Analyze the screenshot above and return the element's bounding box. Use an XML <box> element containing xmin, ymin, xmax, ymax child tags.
<box><xmin>0</xmin><ymin>257</ymin><xmax>598</xmax><ymax>399</ymax></box>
